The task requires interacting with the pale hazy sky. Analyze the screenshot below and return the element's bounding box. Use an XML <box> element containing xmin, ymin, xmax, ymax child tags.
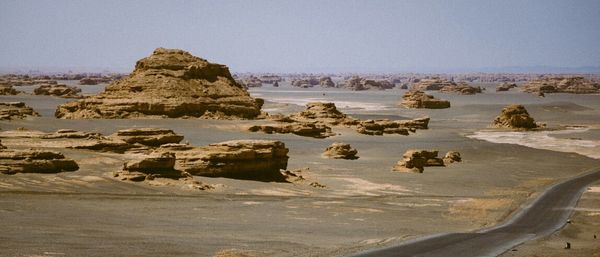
<box><xmin>1</xmin><ymin>0</ymin><xmax>599</xmax><ymax>73</ymax></box>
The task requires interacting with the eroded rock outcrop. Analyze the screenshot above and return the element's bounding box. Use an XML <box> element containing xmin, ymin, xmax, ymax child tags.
<box><xmin>439</xmin><ymin>82</ymin><xmax>482</xmax><ymax>95</ymax></box>
<box><xmin>34</xmin><ymin>84</ymin><xmax>83</xmax><ymax>98</ymax></box>
<box><xmin>492</xmin><ymin>104</ymin><xmax>539</xmax><ymax>130</ymax></box>
<box><xmin>55</xmin><ymin>48</ymin><xmax>263</xmax><ymax>119</ymax></box>
<box><xmin>322</xmin><ymin>143</ymin><xmax>358</xmax><ymax>160</ymax></box>
<box><xmin>156</xmin><ymin>140</ymin><xmax>289</xmax><ymax>181</ymax></box>
<box><xmin>522</xmin><ymin>77</ymin><xmax>600</xmax><ymax>94</ymax></box>
<box><xmin>114</xmin><ymin>152</ymin><xmax>190</xmax><ymax>181</ymax></box>
<box><xmin>0</xmin><ymin>85</ymin><xmax>19</xmax><ymax>95</ymax></box>
<box><xmin>0</xmin><ymin>149</ymin><xmax>79</xmax><ymax>174</ymax></box>
<box><xmin>319</xmin><ymin>77</ymin><xmax>335</xmax><ymax>88</ymax></box>
<box><xmin>411</xmin><ymin>78</ymin><xmax>457</xmax><ymax>91</ymax></box>
<box><xmin>0</xmin><ymin>102</ymin><xmax>40</xmax><ymax>120</ymax></box>
<box><xmin>248</xmin><ymin>123</ymin><xmax>335</xmax><ymax>138</ymax></box>
<box><xmin>496</xmin><ymin>83</ymin><xmax>517</xmax><ymax>92</ymax></box>
<box><xmin>338</xmin><ymin>76</ymin><xmax>394</xmax><ymax>91</ymax></box>
<box><xmin>392</xmin><ymin>150</ymin><xmax>444</xmax><ymax>173</ymax></box>
<box><xmin>109</xmin><ymin>128</ymin><xmax>184</xmax><ymax>147</ymax></box>
<box><xmin>443</xmin><ymin>151</ymin><xmax>462</xmax><ymax>164</ymax></box>
<box><xmin>400</xmin><ymin>90</ymin><xmax>450</xmax><ymax>109</ymax></box>
<box><xmin>291</xmin><ymin>78</ymin><xmax>319</xmax><ymax>88</ymax></box>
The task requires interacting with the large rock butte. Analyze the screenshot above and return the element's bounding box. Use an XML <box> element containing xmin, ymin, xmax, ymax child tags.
<box><xmin>400</xmin><ymin>90</ymin><xmax>450</xmax><ymax>109</ymax></box>
<box><xmin>492</xmin><ymin>104</ymin><xmax>539</xmax><ymax>130</ymax></box>
<box><xmin>55</xmin><ymin>48</ymin><xmax>263</xmax><ymax>119</ymax></box>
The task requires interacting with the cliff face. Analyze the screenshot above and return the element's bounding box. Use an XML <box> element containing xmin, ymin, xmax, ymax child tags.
<box><xmin>55</xmin><ymin>48</ymin><xmax>263</xmax><ymax>119</ymax></box>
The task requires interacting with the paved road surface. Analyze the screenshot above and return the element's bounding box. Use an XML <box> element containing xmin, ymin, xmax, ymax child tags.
<box><xmin>347</xmin><ymin>167</ymin><xmax>600</xmax><ymax>257</ymax></box>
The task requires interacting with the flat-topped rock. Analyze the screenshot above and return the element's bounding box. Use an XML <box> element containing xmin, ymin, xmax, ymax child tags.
<box><xmin>0</xmin><ymin>102</ymin><xmax>40</xmax><ymax>120</ymax></box>
<box><xmin>55</xmin><ymin>48</ymin><xmax>263</xmax><ymax>119</ymax></box>
<box><xmin>114</xmin><ymin>152</ymin><xmax>189</xmax><ymax>181</ymax></box>
<box><xmin>523</xmin><ymin>77</ymin><xmax>600</xmax><ymax>94</ymax></box>
<box><xmin>439</xmin><ymin>82</ymin><xmax>482</xmax><ymax>95</ymax></box>
<box><xmin>400</xmin><ymin>90</ymin><xmax>450</xmax><ymax>109</ymax></box>
<box><xmin>496</xmin><ymin>83</ymin><xmax>517</xmax><ymax>92</ymax></box>
<box><xmin>392</xmin><ymin>150</ymin><xmax>444</xmax><ymax>173</ymax></box>
<box><xmin>322</xmin><ymin>143</ymin><xmax>358</xmax><ymax>160</ymax></box>
<box><xmin>34</xmin><ymin>84</ymin><xmax>82</xmax><ymax>98</ymax></box>
<box><xmin>0</xmin><ymin>85</ymin><xmax>19</xmax><ymax>95</ymax></box>
<box><xmin>291</xmin><ymin>78</ymin><xmax>319</xmax><ymax>88</ymax></box>
<box><xmin>0</xmin><ymin>149</ymin><xmax>79</xmax><ymax>174</ymax></box>
<box><xmin>291</xmin><ymin>102</ymin><xmax>349</xmax><ymax>124</ymax></box>
<box><xmin>411</xmin><ymin>78</ymin><xmax>456</xmax><ymax>91</ymax></box>
<box><xmin>356</xmin><ymin>120</ymin><xmax>410</xmax><ymax>136</ymax></box>
<box><xmin>110</xmin><ymin>128</ymin><xmax>184</xmax><ymax>146</ymax></box>
<box><xmin>156</xmin><ymin>140</ymin><xmax>289</xmax><ymax>180</ymax></box>
<box><xmin>492</xmin><ymin>104</ymin><xmax>539</xmax><ymax>130</ymax></box>
<box><xmin>248</xmin><ymin>122</ymin><xmax>335</xmax><ymax>138</ymax></box>
<box><xmin>338</xmin><ymin>76</ymin><xmax>394</xmax><ymax>90</ymax></box>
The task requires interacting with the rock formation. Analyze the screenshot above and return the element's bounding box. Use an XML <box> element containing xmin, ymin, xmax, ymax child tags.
<box><xmin>248</xmin><ymin>123</ymin><xmax>335</xmax><ymax>138</ymax></box>
<box><xmin>522</xmin><ymin>77</ymin><xmax>600</xmax><ymax>94</ymax></box>
<box><xmin>55</xmin><ymin>48</ymin><xmax>263</xmax><ymax>119</ymax></box>
<box><xmin>338</xmin><ymin>76</ymin><xmax>394</xmax><ymax>90</ymax></box>
<box><xmin>439</xmin><ymin>82</ymin><xmax>482</xmax><ymax>95</ymax></box>
<box><xmin>0</xmin><ymin>85</ymin><xmax>19</xmax><ymax>95</ymax></box>
<box><xmin>496</xmin><ymin>83</ymin><xmax>517</xmax><ymax>92</ymax></box>
<box><xmin>356</xmin><ymin>120</ymin><xmax>410</xmax><ymax>135</ymax></box>
<box><xmin>400</xmin><ymin>90</ymin><xmax>450</xmax><ymax>109</ymax></box>
<box><xmin>321</xmin><ymin>143</ymin><xmax>358</xmax><ymax>160</ymax></box>
<box><xmin>392</xmin><ymin>150</ymin><xmax>444</xmax><ymax>173</ymax></box>
<box><xmin>0</xmin><ymin>149</ymin><xmax>79</xmax><ymax>174</ymax></box>
<box><xmin>34</xmin><ymin>84</ymin><xmax>83</xmax><ymax>98</ymax></box>
<box><xmin>443</xmin><ymin>151</ymin><xmax>462</xmax><ymax>164</ymax></box>
<box><xmin>114</xmin><ymin>152</ymin><xmax>189</xmax><ymax>181</ymax></box>
<box><xmin>411</xmin><ymin>78</ymin><xmax>457</xmax><ymax>91</ymax></box>
<box><xmin>0</xmin><ymin>102</ymin><xmax>40</xmax><ymax>120</ymax></box>
<box><xmin>290</xmin><ymin>102</ymin><xmax>350</xmax><ymax>125</ymax></box>
<box><xmin>155</xmin><ymin>140</ymin><xmax>289</xmax><ymax>180</ymax></box>
<box><xmin>291</xmin><ymin>78</ymin><xmax>319</xmax><ymax>88</ymax></box>
<box><xmin>319</xmin><ymin>77</ymin><xmax>335</xmax><ymax>88</ymax></box>
<box><xmin>109</xmin><ymin>128</ymin><xmax>184</xmax><ymax>147</ymax></box>
<box><xmin>492</xmin><ymin>104</ymin><xmax>539</xmax><ymax>130</ymax></box>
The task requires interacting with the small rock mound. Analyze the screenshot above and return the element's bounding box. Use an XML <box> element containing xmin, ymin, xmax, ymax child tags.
<box><xmin>443</xmin><ymin>151</ymin><xmax>462</xmax><ymax>164</ymax></box>
<box><xmin>0</xmin><ymin>85</ymin><xmax>19</xmax><ymax>95</ymax></box>
<box><xmin>356</xmin><ymin>120</ymin><xmax>410</xmax><ymax>136</ymax></box>
<box><xmin>248</xmin><ymin>123</ymin><xmax>334</xmax><ymax>138</ymax></box>
<box><xmin>34</xmin><ymin>84</ymin><xmax>83</xmax><ymax>98</ymax></box>
<box><xmin>319</xmin><ymin>77</ymin><xmax>335</xmax><ymax>87</ymax></box>
<box><xmin>110</xmin><ymin>128</ymin><xmax>184</xmax><ymax>147</ymax></box>
<box><xmin>322</xmin><ymin>143</ymin><xmax>359</xmax><ymax>160</ymax></box>
<box><xmin>392</xmin><ymin>150</ymin><xmax>444</xmax><ymax>173</ymax></box>
<box><xmin>411</xmin><ymin>78</ymin><xmax>456</xmax><ymax>91</ymax></box>
<box><xmin>496</xmin><ymin>83</ymin><xmax>517</xmax><ymax>92</ymax></box>
<box><xmin>0</xmin><ymin>102</ymin><xmax>40</xmax><ymax>120</ymax></box>
<box><xmin>492</xmin><ymin>104</ymin><xmax>538</xmax><ymax>130</ymax></box>
<box><xmin>0</xmin><ymin>149</ymin><xmax>79</xmax><ymax>174</ymax></box>
<box><xmin>291</xmin><ymin>102</ymin><xmax>348</xmax><ymax>124</ymax></box>
<box><xmin>400</xmin><ymin>90</ymin><xmax>450</xmax><ymax>109</ymax></box>
<box><xmin>55</xmin><ymin>48</ymin><xmax>262</xmax><ymax>119</ymax></box>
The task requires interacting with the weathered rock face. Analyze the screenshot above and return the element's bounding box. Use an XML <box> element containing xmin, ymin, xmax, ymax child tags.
<box><xmin>443</xmin><ymin>151</ymin><xmax>462</xmax><ymax>164</ymax></box>
<box><xmin>338</xmin><ymin>76</ymin><xmax>394</xmax><ymax>90</ymax></box>
<box><xmin>109</xmin><ymin>128</ymin><xmax>184</xmax><ymax>147</ymax></box>
<box><xmin>55</xmin><ymin>48</ymin><xmax>263</xmax><ymax>119</ymax></box>
<box><xmin>0</xmin><ymin>102</ymin><xmax>40</xmax><ymax>120</ymax></box>
<box><xmin>42</xmin><ymin>129</ymin><xmax>103</xmax><ymax>139</ymax></box>
<box><xmin>114</xmin><ymin>152</ymin><xmax>189</xmax><ymax>181</ymax></box>
<box><xmin>400</xmin><ymin>90</ymin><xmax>450</xmax><ymax>109</ymax></box>
<box><xmin>291</xmin><ymin>78</ymin><xmax>319</xmax><ymax>88</ymax></box>
<box><xmin>319</xmin><ymin>77</ymin><xmax>335</xmax><ymax>88</ymax></box>
<box><xmin>392</xmin><ymin>150</ymin><xmax>444</xmax><ymax>173</ymax></box>
<box><xmin>492</xmin><ymin>104</ymin><xmax>538</xmax><ymax>130</ymax></box>
<box><xmin>496</xmin><ymin>83</ymin><xmax>517</xmax><ymax>92</ymax></box>
<box><xmin>156</xmin><ymin>140</ymin><xmax>289</xmax><ymax>180</ymax></box>
<box><xmin>291</xmin><ymin>102</ymin><xmax>348</xmax><ymax>124</ymax></box>
<box><xmin>238</xmin><ymin>76</ymin><xmax>263</xmax><ymax>88</ymax></box>
<box><xmin>411</xmin><ymin>78</ymin><xmax>457</xmax><ymax>91</ymax></box>
<box><xmin>523</xmin><ymin>77</ymin><xmax>600</xmax><ymax>94</ymax></box>
<box><xmin>356</xmin><ymin>120</ymin><xmax>410</xmax><ymax>136</ymax></box>
<box><xmin>34</xmin><ymin>84</ymin><xmax>82</xmax><ymax>98</ymax></box>
<box><xmin>439</xmin><ymin>82</ymin><xmax>482</xmax><ymax>95</ymax></box>
<box><xmin>0</xmin><ymin>85</ymin><xmax>19</xmax><ymax>95</ymax></box>
<box><xmin>321</xmin><ymin>143</ymin><xmax>358</xmax><ymax>160</ymax></box>
<box><xmin>0</xmin><ymin>149</ymin><xmax>79</xmax><ymax>174</ymax></box>
<box><xmin>248</xmin><ymin>123</ymin><xmax>335</xmax><ymax>138</ymax></box>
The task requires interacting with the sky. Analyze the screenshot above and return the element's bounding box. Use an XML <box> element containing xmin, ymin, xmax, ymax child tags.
<box><xmin>1</xmin><ymin>0</ymin><xmax>599</xmax><ymax>73</ymax></box>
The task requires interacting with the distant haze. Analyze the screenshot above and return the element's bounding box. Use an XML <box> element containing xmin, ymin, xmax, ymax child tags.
<box><xmin>1</xmin><ymin>0</ymin><xmax>599</xmax><ymax>73</ymax></box>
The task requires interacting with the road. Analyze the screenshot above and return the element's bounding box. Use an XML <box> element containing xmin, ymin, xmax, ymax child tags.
<box><xmin>347</xmin><ymin>167</ymin><xmax>600</xmax><ymax>257</ymax></box>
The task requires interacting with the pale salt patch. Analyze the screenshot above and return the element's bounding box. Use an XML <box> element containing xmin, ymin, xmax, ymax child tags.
<box><xmin>587</xmin><ymin>186</ymin><xmax>600</xmax><ymax>193</ymax></box>
<box><xmin>333</xmin><ymin>177</ymin><xmax>413</xmax><ymax>196</ymax></box>
<box><xmin>266</xmin><ymin>97</ymin><xmax>391</xmax><ymax>111</ymax></box>
<box><xmin>242</xmin><ymin>201</ymin><xmax>263</xmax><ymax>205</ymax></box>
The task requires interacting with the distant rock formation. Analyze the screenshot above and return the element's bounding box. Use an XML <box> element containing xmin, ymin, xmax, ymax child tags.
<box><xmin>392</xmin><ymin>150</ymin><xmax>444</xmax><ymax>173</ymax></box>
<box><xmin>55</xmin><ymin>48</ymin><xmax>263</xmax><ymax>119</ymax></box>
<box><xmin>492</xmin><ymin>104</ymin><xmax>539</xmax><ymax>130</ymax></box>
<box><xmin>337</xmin><ymin>76</ymin><xmax>394</xmax><ymax>90</ymax></box>
<box><xmin>0</xmin><ymin>149</ymin><xmax>79</xmax><ymax>174</ymax></box>
<box><xmin>319</xmin><ymin>77</ymin><xmax>335</xmax><ymax>88</ymax></box>
<box><xmin>0</xmin><ymin>85</ymin><xmax>19</xmax><ymax>95</ymax></box>
<box><xmin>156</xmin><ymin>140</ymin><xmax>289</xmax><ymax>180</ymax></box>
<box><xmin>0</xmin><ymin>102</ymin><xmax>39</xmax><ymax>120</ymax></box>
<box><xmin>238</xmin><ymin>76</ymin><xmax>263</xmax><ymax>88</ymax></box>
<box><xmin>321</xmin><ymin>143</ymin><xmax>358</xmax><ymax>160</ymax></box>
<box><xmin>34</xmin><ymin>84</ymin><xmax>82</xmax><ymax>98</ymax></box>
<box><xmin>439</xmin><ymin>82</ymin><xmax>482</xmax><ymax>95</ymax></box>
<box><xmin>109</xmin><ymin>128</ymin><xmax>184</xmax><ymax>147</ymax></box>
<box><xmin>291</xmin><ymin>78</ymin><xmax>319</xmax><ymax>88</ymax></box>
<box><xmin>496</xmin><ymin>83</ymin><xmax>517</xmax><ymax>92</ymax></box>
<box><xmin>523</xmin><ymin>77</ymin><xmax>600</xmax><ymax>94</ymax></box>
<box><xmin>400</xmin><ymin>90</ymin><xmax>450</xmax><ymax>109</ymax></box>
<box><xmin>411</xmin><ymin>78</ymin><xmax>457</xmax><ymax>91</ymax></box>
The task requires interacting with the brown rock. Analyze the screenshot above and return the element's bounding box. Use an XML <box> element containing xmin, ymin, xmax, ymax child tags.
<box><xmin>0</xmin><ymin>85</ymin><xmax>19</xmax><ymax>95</ymax></box>
<box><xmin>338</xmin><ymin>76</ymin><xmax>394</xmax><ymax>90</ymax></box>
<box><xmin>110</xmin><ymin>128</ymin><xmax>184</xmax><ymax>146</ymax></box>
<box><xmin>492</xmin><ymin>104</ymin><xmax>538</xmax><ymax>130</ymax></box>
<box><xmin>0</xmin><ymin>102</ymin><xmax>40</xmax><ymax>120</ymax></box>
<box><xmin>248</xmin><ymin>123</ymin><xmax>335</xmax><ymax>138</ymax></box>
<box><xmin>34</xmin><ymin>84</ymin><xmax>82</xmax><ymax>98</ymax></box>
<box><xmin>411</xmin><ymin>78</ymin><xmax>457</xmax><ymax>91</ymax></box>
<box><xmin>356</xmin><ymin>120</ymin><xmax>410</xmax><ymax>136</ymax></box>
<box><xmin>0</xmin><ymin>149</ymin><xmax>79</xmax><ymax>174</ymax></box>
<box><xmin>523</xmin><ymin>77</ymin><xmax>600</xmax><ymax>94</ymax></box>
<box><xmin>443</xmin><ymin>151</ymin><xmax>462</xmax><ymax>164</ymax></box>
<box><xmin>496</xmin><ymin>83</ymin><xmax>517</xmax><ymax>92</ymax></box>
<box><xmin>322</xmin><ymin>143</ymin><xmax>358</xmax><ymax>160</ymax></box>
<box><xmin>55</xmin><ymin>48</ymin><xmax>262</xmax><ymax>119</ymax></box>
<box><xmin>392</xmin><ymin>150</ymin><xmax>444</xmax><ymax>173</ymax></box>
<box><xmin>439</xmin><ymin>82</ymin><xmax>482</xmax><ymax>95</ymax></box>
<box><xmin>400</xmin><ymin>90</ymin><xmax>450</xmax><ymax>109</ymax></box>
<box><xmin>291</xmin><ymin>78</ymin><xmax>319</xmax><ymax>88</ymax></box>
<box><xmin>114</xmin><ymin>152</ymin><xmax>189</xmax><ymax>181</ymax></box>
<box><xmin>319</xmin><ymin>77</ymin><xmax>335</xmax><ymax>88</ymax></box>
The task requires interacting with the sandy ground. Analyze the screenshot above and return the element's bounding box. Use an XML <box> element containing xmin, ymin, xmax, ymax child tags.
<box><xmin>0</xmin><ymin>83</ymin><xmax>600</xmax><ymax>256</ymax></box>
<box><xmin>500</xmin><ymin>183</ymin><xmax>600</xmax><ymax>257</ymax></box>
